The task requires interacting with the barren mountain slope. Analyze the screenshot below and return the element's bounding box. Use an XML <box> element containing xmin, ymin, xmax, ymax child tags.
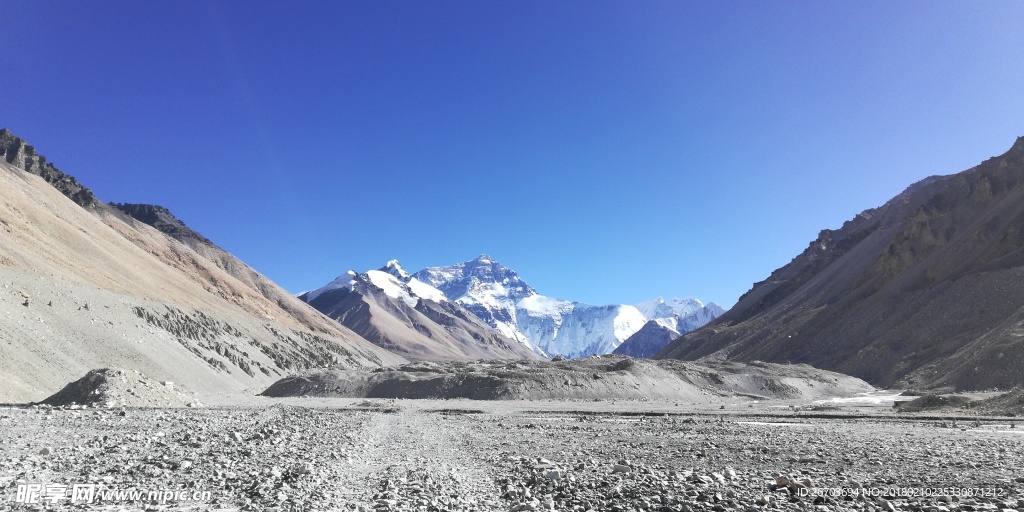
<box><xmin>106</xmin><ymin>202</ymin><xmax>356</xmax><ymax>334</ymax></box>
<box><xmin>0</xmin><ymin>132</ymin><xmax>403</xmax><ymax>401</ymax></box>
<box><xmin>659</xmin><ymin>137</ymin><xmax>1024</xmax><ymax>390</ymax></box>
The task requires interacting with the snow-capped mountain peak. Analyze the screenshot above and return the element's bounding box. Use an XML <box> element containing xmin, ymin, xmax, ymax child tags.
<box><xmin>381</xmin><ymin>259</ymin><xmax>411</xmax><ymax>280</ymax></box>
<box><xmin>413</xmin><ymin>255</ymin><xmax>536</xmax><ymax>305</ymax></box>
<box><xmin>362</xmin><ymin>269</ymin><xmax>419</xmax><ymax>307</ymax></box>
<box><xmin>303</xmin><ymin>270</ymin><xmax>359</xmax><ymax>302</ymax></box>
<box><xmin>305</xmin><ymin>261</ymin><xmax>446</xmax><ymax>307</ymax></box>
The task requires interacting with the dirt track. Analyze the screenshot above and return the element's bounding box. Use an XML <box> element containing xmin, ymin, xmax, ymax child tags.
<box><xmin>2</xmin><ymin>396</ymin><xmax>1023</xmax><ymax>511</ymax></box>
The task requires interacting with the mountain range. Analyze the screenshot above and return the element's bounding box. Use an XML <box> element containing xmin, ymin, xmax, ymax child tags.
<box><xmin>7</xmin><ymin>124</ymin><xmax>1024</xmax><ymax>398</ymax></box>
<box><xmin>658</xmin><ymin>136</ymin><xmax>1024</xmax><ymax>390</ymax></box>
<box><xmin>301</xmin><ymin>255</ymin><xmax>723</xmax><ymax>359</ymax></box>
<box><xmin>0</xmin><ymin>127</ymin><xmax>721</xmax><ymax>404</ymax></box>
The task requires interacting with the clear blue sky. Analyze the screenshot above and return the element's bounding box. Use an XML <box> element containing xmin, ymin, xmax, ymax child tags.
<box><xmin>3</xmin><ymin>1</ymin><xmax>1023</xmax><ymax>308</ymax></box>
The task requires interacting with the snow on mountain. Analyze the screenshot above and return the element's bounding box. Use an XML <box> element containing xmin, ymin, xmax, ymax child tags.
<box><xmin>303</xmin><ymin>271</ymin><xmax>359</xmax><ymax>302</ymax></box>
<box><xmin>653</xmin><ymin>317</ymin><xmax>682</xmax><ymax>332</ymax></box>
<box><xmin>363</xmin><ymin>270</ymin><xmax>419</xmax><ymax>307</ymax></box>
<box><xmin>305</xmin><ymin>261</ymin><xmax>446</xmax><ymax>307</ymax></box>
<box><xmin>636</xmin><ymin>297</ymin><xmax>725</xmax><ymax>333</ymax></box>
<box><xmin>614</xmin><ymin>298</ymin><xmax>727</xmax><ymax>358</ymax></box>
<box><xmin>610</xmin><ymin>321</ymin><xmax>680</xmax><ymax>359</ymax></box>
<box><xmin>415</xmin><ymin>254</ymin><xmax>534</xmax><ymax>304</ymax></box>
<box><xmin>636</xmin><ymin>297</ymin><xmax>703</xmax><ymax>321</ymax></box>
<box><xmin>405</xmin><ymin>278</ymin><xmax>447</xmax><ymax>303</ymax></box>
<box><xmin>381</xmin><ymin>259</ymin><xmax>411</xmax><ymax>280</ymax></box>
<box><xmin>516</xmin><ymin>302</ymin><xmax>649</xmax><ymax>358</ymax></box>
<box><xmin>676</xmin><ymin>301</ymin><xmax>726</xmax><ymax>332</ymax></box>
<box><xmin>413</xmin><ymin>255</ymin><xmax>545</xmax><ymax>354</ymax></box>
<box><xmin>306</xmin><ymin>256</ymin><xmax>724</xmax><ymax>360</ymax></box>
<box><xmin>413</xmin><ymin>255</ymin><xmax>696</xmax><ymax>358</ymax></box>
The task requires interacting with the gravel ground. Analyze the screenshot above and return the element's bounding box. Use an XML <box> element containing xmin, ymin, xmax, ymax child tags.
<box><xmin>1</xmin><ymin>401</ymin><xmax>1022</xmax><ymax>512</ymax></box>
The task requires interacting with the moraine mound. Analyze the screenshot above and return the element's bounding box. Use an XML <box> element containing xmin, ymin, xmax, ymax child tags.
<box><xmin>893</xmin><ymin>393</ymin><xmax>972</xmax><ymax>413</ymax></box>
<box><xmin>971</xmin><ymin>390</ymin><xmax>1024</xmax><ymax>416</ymax></box>
<box><xmin>261</xmin><ymin>356</ymin><xmax>873</xmax><ymax>401</ymax></box>
<box><xmin>40</xmin><ymin>368</ymin><xmax>200</xmax><ymax>408</ymax></box>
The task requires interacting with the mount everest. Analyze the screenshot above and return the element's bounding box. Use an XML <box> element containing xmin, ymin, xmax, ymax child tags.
<box><xmin>302</xmin><ymin>255</ymin><xmax>723</xmax><ymax>359</ymax></box>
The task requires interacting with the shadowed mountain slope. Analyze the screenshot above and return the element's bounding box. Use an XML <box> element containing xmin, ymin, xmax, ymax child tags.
<box><xmin>613</xmin><ymin>321</ymin><xmax>682</xmax><ymax>359</ymax></box>
<box><xmin>658</xmin><ymin>136</ymin><xmax>1024</xmax><ymax>391</ymax></box>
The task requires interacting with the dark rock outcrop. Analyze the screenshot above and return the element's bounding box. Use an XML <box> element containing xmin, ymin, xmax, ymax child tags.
<box><xmin>110</xmin><ymin>203</ymin><xmax>213</xmax><ymax>245</ymax></box>
<box><xmin>0</xmin><ymin>128</ymin><xmax>98</xmax><ymax>207</ymax></box>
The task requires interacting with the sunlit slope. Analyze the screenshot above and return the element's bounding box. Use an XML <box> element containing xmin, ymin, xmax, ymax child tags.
<box><xmin>0</xmin><ymin>132</ymin><xmax>403</xmax><ymax>401</ymax></box>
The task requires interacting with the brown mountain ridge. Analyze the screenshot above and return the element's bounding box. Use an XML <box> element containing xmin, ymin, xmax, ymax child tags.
<box><xmin>658</xmin><ymin>136</ymin><xmax>1024</xmax><ymax>391</ymax></box>
<box><xmin>0</xmin><ymin>129</ymin><xmax>403</xmax><ymax>402</ymax></box>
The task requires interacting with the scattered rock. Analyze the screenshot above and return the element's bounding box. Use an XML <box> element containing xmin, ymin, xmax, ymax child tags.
<box><xmin>0</xmin><ymin>398</ymin><xmax>1020</xmax><ymax>511</ymax></box>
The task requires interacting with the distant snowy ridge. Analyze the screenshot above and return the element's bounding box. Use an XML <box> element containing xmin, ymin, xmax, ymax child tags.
<box><xmin>413</xmin><ymin>255</ymin><xmax>721</xmax><ymax>358</ymax></box>
<box><xmin>305</xmin><ymin>255</ymin><xmax>724</xmax><ymax>359</ymax></box>
<box><xmin>614</xmin><ymin>297</ymin><xmax>726</xmax><ymax>358</ymax></box>
<box><xmin>635</xmin><ymin>297</ymin><xmax>725</xmax><ymax>334</ymax></box>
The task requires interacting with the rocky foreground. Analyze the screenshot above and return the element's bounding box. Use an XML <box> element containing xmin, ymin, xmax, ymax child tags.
<box><xmin>1</xmin><ymin>400</ymin><xmax>1022</xmax><ymax>512</ymax></box>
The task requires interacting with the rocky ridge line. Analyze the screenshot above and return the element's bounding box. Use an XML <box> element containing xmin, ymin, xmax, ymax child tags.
<box><xmin>0</xmin><ymin>128</ymin><xmax>98</xmax><ymax>207</ymax></box>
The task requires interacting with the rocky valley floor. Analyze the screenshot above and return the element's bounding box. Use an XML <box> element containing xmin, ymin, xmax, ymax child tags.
<box><xmin>1</xmin><ymin>396</ymin><xmax>1023</xmax><ymax>512</ymax></box>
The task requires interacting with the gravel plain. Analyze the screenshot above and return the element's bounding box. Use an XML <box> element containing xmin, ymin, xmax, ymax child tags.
<box><xmin>2</xmin><ymin>397</ymin><xmax>1023</xmax><ymax>512</ymax></box>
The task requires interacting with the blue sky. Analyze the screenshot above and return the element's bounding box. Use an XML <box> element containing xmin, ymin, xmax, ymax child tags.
<box><xmin>3</xmin><ymin>1</ymin><xmax>1023</xmax><ymax>308</ymax></box>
